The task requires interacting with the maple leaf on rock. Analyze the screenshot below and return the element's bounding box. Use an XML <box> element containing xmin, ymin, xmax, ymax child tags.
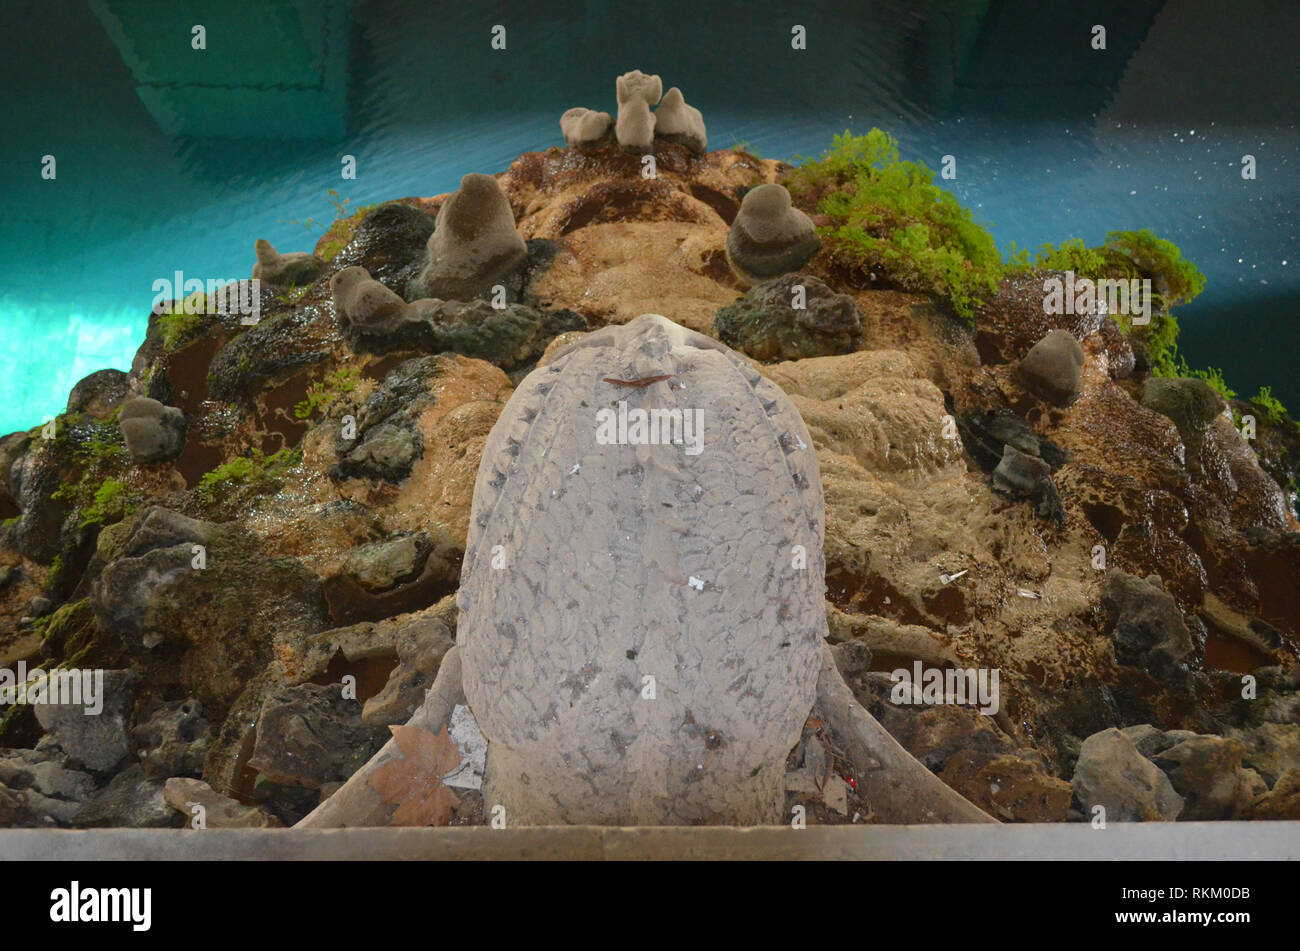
<box><xmin>367</xmin><ymin>724</ymin><xmax>462</xmax><ymax>826</ymax></box>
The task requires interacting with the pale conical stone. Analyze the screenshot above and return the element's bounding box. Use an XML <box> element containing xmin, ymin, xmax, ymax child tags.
<box><xmin>414</xmin><ymin>173</ymin><xmax>528</xmax><ymax>301</ymax></box>
<box><xmin>251</xmin><ymin>239</ymin><xmax>322</xmax><ymax>287</ymax></box>
<box><xmin>653</xmin><ymin>86</ymin><xmax>706</xmax><ymax>154</ymax></box>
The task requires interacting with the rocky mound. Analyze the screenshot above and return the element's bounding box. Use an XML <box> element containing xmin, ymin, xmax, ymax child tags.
<box><xmin>0</xmin><ymin>128</ymin><xmax>1296</xmax><ymax>828</ymax></box>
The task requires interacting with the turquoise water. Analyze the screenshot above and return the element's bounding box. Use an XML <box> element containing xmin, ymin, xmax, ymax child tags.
<box><xmin>1</xmin><ymin>0</ymin><xmax>1296</xmax><ymax>435</ymax></box>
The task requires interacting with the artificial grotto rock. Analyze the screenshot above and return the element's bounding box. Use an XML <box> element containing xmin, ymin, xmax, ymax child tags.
<box><xmin>653</xmin><ymin>86</ymin><xmax>707</xmax><ymax>154</ymax></box>
<box><xmin>1015</xmin><ymin>328</ymin><xmax>1085</xmax><ymax>407</ymax></box>
<box><xmin>252</xmin><ymin>239</ymin><xmax>323</xmax><ymax>288</ymax></box>
<box><xmin>992</xmin><ymin>444</ymin><xmax>1065</xmax><ymax>528</ymax></box>
<box><xmin>713</xmin><ymin>273</ymin><xmax>863</xmax><ymax>361</ymax></box>
<box><xmin>614</xmin><ymin>69</ymin><xmax>662</xmax><ymax>153</ymax></box>
<box><xmin>116</xmin><ymin>396</ymin><xmax>186</xmax><ymax>464</ymax></box>
<box><xmin>1141</xmin><ymin>376</ymin><xmax>1225</xmax><ymax>463</ymax></box>
<box><xmin>725</xmin><ymin>184</ymin><xmax>821</xmax><ymax>284</ymax></box>
<box><xmin>332</xmin><ymin>265</ymin><xmax>585</xmax><ymax>366</ymax></box>
<box><xmin>560</xmin><ymin>107</ymin><xmax>613</xmax><ymax>149</ymax></box>
<box><xmin>1072</xmin><ymin>728</ymin><xmax>1184</xmax><ymax>822</ymax></box>
<box><xmin>66</xmin><ymin>368</ymin><xmax>129</xmax><ymax>419</ymax></box>
<box><xmin>1101</xmin><ymin>571</ymin><xmax>1196</xmax><ymax>682</ymax></box>
<box><xmin>412</xmin><ymin>173</ymin><xmax>529</xmax><ymax>301</ymax></box>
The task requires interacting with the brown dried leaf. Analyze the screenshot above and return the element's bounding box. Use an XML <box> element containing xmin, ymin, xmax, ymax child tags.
<box><xmin>367</xmin><ymin>724</ymin><xmax>462</xmax><ymax>827</ymax></box>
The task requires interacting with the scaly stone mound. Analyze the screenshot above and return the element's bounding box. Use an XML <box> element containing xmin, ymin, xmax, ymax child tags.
<box><xmin>714</xmin><ymin>273</ymin><xmax>862</xmax><ymax>361</ymax></box>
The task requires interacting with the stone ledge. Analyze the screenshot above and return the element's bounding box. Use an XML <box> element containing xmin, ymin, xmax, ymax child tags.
<box><xmin>1</xmin><ymin>822</ymin><xmax>1296</xmax><ymax>861</ymax></box>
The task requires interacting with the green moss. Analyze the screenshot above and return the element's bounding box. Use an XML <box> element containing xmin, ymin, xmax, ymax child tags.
<box><xmin>785</xmin><ymin>129</ymin><xmax>1002</xmax><ymax>323</ymax></box>
<box><xmin>293</xmin><ymin>367</ymin><xmax>359</xmax><ymax>420</ymax></box>
<box><xmin>198</xmin><ymin>447</ymin><xmax>301</xmax><ymax>498</ymax></box>
<box><xmin>79</xmin><ymin>478</ymin><xmax>134</xmax><ymax>529</ymax></box>
<box><xmin>1250</xmin><ymin>386</ymin><xmax>1290</xmax><ymax>427</ymax></box>
<box><xmin>156</xmin><ymin>298</ymin><xmax>205</xmax><ymax>348</ymax></box>
<box><xmin>316</xmin><ymin>202</ymin><xmax>376</xmax><ymax>263</ymax></box>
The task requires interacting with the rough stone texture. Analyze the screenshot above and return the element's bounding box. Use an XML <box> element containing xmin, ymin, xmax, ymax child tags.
<box><xmin>653</xmin><ymin>87</ymin><xmax>706</xmax><ymax>154</ymax></box>
<box><xmin>1101</xmin><ymin>571</ymin><xmax>1195</xmax><ymax>682</ymax></box>
<box><xmin>1153</xmin><ymin>735</ymin><xmax>1266</xmax><ymax>820</ymax></box>
<box><xmin>67</xmin><ymin>369</ymin><xmax>130</xmax><ymax>419</ymax></box>
<box><xmin>131</xmin><ymin>698</ymin><xmax>214</xmax><ymax>781</ymax></box>
<box><xmin>252</xmin><ymin>239</ymin><xmax>323</xmax><ymax>288</ymax></box>
<box><xmin>560</xmin><ymin>107</ymin><xmax>612</xmax><ymax>149</ymax></box>
<box><xmin>1072</xmin><ymin>727</ymin><xmax>1184</xmax><ymax>822</ymax></box>
<box><xmin>1015</xmin><ymin>329</ymin><xmax>1085</xmax><ymax>407</ymax></box>
<box><xmin>992</xmin><ymin>444</ymin><xmax>1065</xmax><ymax>528</ymax></box>
<box><xmin>72</xmin><ymin>764</ymin><xmax>180</xmax><ymax>829</ymax></box>
<box><xmin>163</xmin><ymin>778</ymin><xmax>281</xmax><ymax>828</ymax></box>
<box><xmin>1141</xmin><ymin>376</ymin><xmax>1225</xmax><ymax>462</ymax></box>
<box><xmin>33</xmin><ymin>669</ymin><xmax>135</xmax><ymax>772</ymax></box>
<box><xmin>117</xmin><ymin>396</ymin><xmax>186</xmax><ymax>464</ymax></box>
<box><xmin>1251</xmin><ymin>769</ymin><xmax>1300</xmax><ymax>819</ymax></box>
<box><xmin>726</xmin><ymin>184</ymin><xmax>820</xmax><ymax>283</ymax></box>
<box><xmin>614</xmin><ymin>70</ymin><xmax>661</xmax><ymax>153</ymax></box>
<box><xmin>714</xmin><ymin>274</ymin><xmax>862</xmax><ymax>362</ymax></box>
<box><xmin>333</xmin><ymin>266</ymin><xmax>586</xmax><ymax>365</ymax></box>
<box><xmin>412</xmin><ymin>173</ymin><xmax>528</xmax><ymax>301</ymax></box>
<box><xmin>90</xmin><ymin>507</ymin><xmax>328</xmax><ymax>715</ymax></box>
<box><xmin>246</xmin><ymin>683</ymin><xmax>385</xmax><ymax>790</ymax></box>
<box><xmin>322</xmin><ymin>528</ymin><xmax>463</xmax><ymax>625</ymax></box>
<box><xmin>459</xmin><ymin>314</ymin><xmax>826</xmax><ymax>824</ymax></box>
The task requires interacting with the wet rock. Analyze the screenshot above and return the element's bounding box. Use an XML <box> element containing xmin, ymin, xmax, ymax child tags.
<box><xmin>8</xmin><ymin>431</ymin><xmax>79</xmax><ymax>562</ymax></box>
<box><xmin>131</xmin><ymin>698</ymin><xmax>214</xmax><ymax>781</ymax></box>
<box><xmin>206</xmin><ymin>303</ymin><xmax>332</xmax><ymax>403</ymax></box>
<box><xmin>117</xmin><ymin>396</ymin><xmax>186</xmax><ymax>464</ymax></box>
<box><xmin>163</xmin><ymin>777</ymin><xmax>280</xmax><ymax>828</ymax></box>
<box><xmin>992</xmin><ymin>445</ymin><xmax>1066</xmax><ymax>528</ymax></box>
<box><xmin>0</xmin><ymin>430</ymin><xmax>31</xmax><ymax>514</ymax></box>
<box><xmin>72</xmin><ymin>763</ymin><xmax>180</xmax><ymax>828</ymax></box>
<box><xmin>1153</xmin><ymin>735</ymin><xmax>1266</xmax><ymax>820</ymax></box>
<box><xmin>332</xmin><ymin>421</ymin><xmax>422</xmax><ymax>483</ymax></box>
<box><xmin>335</xmin><ymin>265</ymin><xmax>585</xmax><ymax>367</ymax></box>
<box><xmin>1071</xmin><ymin>727</ymin><xmax>1183</xmax><ymax>821</ymax></box>
<box><xmin>1101</xmin><ymin>571</ymin><xmax>1195</xmax><ymax>682</ymax></box>
<box><xmin>412</xmin><ymin>173</ymin><xmax>528</xmax><ymax>301</ymax></box>
<box><xmin>66</xmin><ymin>369</ymin><xmax>130</xmax><ymax>419</ymax></box>
<box><xmin>91</xmin><ymin>507</ymin><xmax>328</xmax><ymax>714</ymax></box>
<box><xmin>1141</xmin><ymin>376</ymin><xmax>1225</xmax><ymax>460</ymax></box>
<box><xmin>252</xmin><ymin>239</ymin><xmax>323</xmax><ymax>288</ymax></box>
<box><xmin>246</xmin><ymin>683</ymin><xmax>385</xmax><ymax>790</ymax></box>
<box><xmin>939</xmin><ymin>750</ymin><xmax>1072</xmax><ymax>822</ymax></box>
<box><xmin>653</xmin><ymin>86</ymin><xmax>706</xmax><ymax>154</ymax></box>
<box><xmin>32</xmin><ymin>669</ymin><xmax>135</xmax><ymax>772</ymax></box>
<box><xmin>322</xmin><ymin>529</ymin><xmax>463</xmax><ymax>625</ymax></box>
<box><xmin>872</xmin><ymin>703</ymin><xmax>1016</xmax><ymax>775</ymax></box>
<box><xmin>726</xmin><ymin>184</ymin><xmax>820</xmax><ymax>283</ymax></box>
<box><xmin>955</xmin><ymin>408</ymin><xmax>1068</xmax><ymax>473</ymax></box>
<box><xmin>324</xmin><ymin>201</ymin><xmax>436</xmax><ymax>290</ymax></box>
<box><xmin>615</xmin><ymin>69</ymin><xmax>661</xmax><ymax>153</ymax></box>
<box><xmin>560</xmin><ymin>107</ymin><xmax>612</xmax><ymax>149</ymax></box>
<box><xmin>714</xmin><ymin>274</ymin><xmax>862</xmax><ymax>362</ymax></box>
<box><xmin>1015</xmin><ymin>329</ymin><xmax>1085</xmax><ymax>407</ymax></box>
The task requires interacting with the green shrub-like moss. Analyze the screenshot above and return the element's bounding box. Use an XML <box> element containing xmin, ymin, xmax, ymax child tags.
<box><xmin>785</xmin><ymin>129</ymin><xmax>1002</xmax><ymax>323</ymax></box>
<box><xmin>198</xmin><ymin>447</ymin><xmax>301</xmax><ymax>498</ymax></box>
